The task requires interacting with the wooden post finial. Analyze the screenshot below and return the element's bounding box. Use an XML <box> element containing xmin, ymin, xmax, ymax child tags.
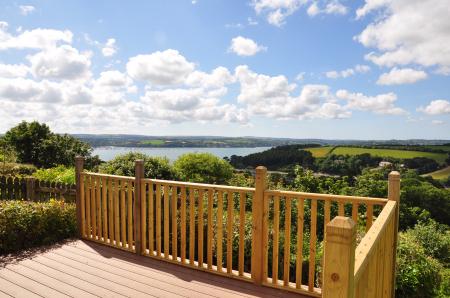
<box><xmin>323</xmin><ymin>216</ymin><xmax>356</xmax><ymax>298</ymax></box>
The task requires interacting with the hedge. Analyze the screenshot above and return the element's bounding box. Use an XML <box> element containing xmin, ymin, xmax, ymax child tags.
<box><xmin>0</xmin><ymin>199</ymin><xmax>77</xmax><ymax>254</ymax></box>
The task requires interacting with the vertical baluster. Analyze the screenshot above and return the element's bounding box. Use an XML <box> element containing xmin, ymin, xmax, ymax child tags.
<box><xmin>324</xmin><ymin>199</ymin><xmax>331</xmax><ymax>237</ymax></box>
<box><xmin>338</xmin><ymin>201</ymin><xmax>345</xmax><ymax>216</ymax></box>
<box><xmin>80</xmin><ymin>175</ymin><xmax>86</xmax><ymax>238</ymax></box>
<box><xmin>226</xmin><ymin>191</ymin><xmax>233</xmax><ymax>274</ymax></box>
<box><xmin>164</xmin><ymin>184</ymin><xmax>170</xmax><ymax>258</ymax></box>
<box><xmin>102</xmin><ymin>177</ymin><xmax>107</xmax><ymax>242</ymax></box>
<box><xmin>272</xmin><ymin>195</ymin><xmax>280</xmax><ymax>284</ymax></box>
<box><xmin>198</xmin><ymin>189</ymin><xmax>204</xmax><ymax>267</ymax></box>
<box><xmin>96</xmin><ymin>176</ymin><xmax>102</xmax><ymax>241</ymax></box>
<box><xmin>284</xmin><ymin>197</ymin><xmax>291</xmax><ymax>286</ymax></box>
<box><xmin>156</xmin><ymin>184</ymin><xmax>162</xmax><ymax>256</ymax></box>
<box><xmin>172</xmin><ymin>186</ymin><xmax>178</xmax><ymax>260</ymax></box>
<box><xmin>149</xmin><ymin>182</ymin><xmax>154</xmax><ymax>253</ymax></box>
<box><xmin>189</xmin><ymin>187</ymin><xmax>196</xmax><ymax>265</ymax></box>
<box><xmin>127</xmin><ymin>181</ymin><xmax>133</xmax><ymax>250</ymax></box>
<box><xmin>85</xmin><ymin>176</ymin><xmax>92</xmax><ymax>238</ymax></box>
<box><xmin>141</xmin><ymin>181</ymin><xmax>147</xmax><ymax>253</ymax></box>
<box><xmin>120</xmin><ymin>181</ymin><xmax>126</xmax><ymax>248</ymax></box>
<box><xmin>207</xmin><ymin>189</ymin><xmax>213</xmax><ymax>269</ymax></box>
<box><xmin>352</xmin><ymin>202</ymin><xmax>359</xmax><ymax>225</ymax></box>
<box><xmin>181</xmin><ymin>186</ymin><xmax>187</xmax><ymax>263</ymax></box>
<box><xmin>263</xmin><ymin>193</ymin><xmax>270</xmax><ymax>281</ymax></box>
<box><xmin>296</xmin><ymin>198</ymin><xmax>304</xmax><ymax>289</ymax></box>
<box><xmin>366</xmin><ymin>204</ymin><xmax>373</xmax><ymax>231</ymax></box>
<box><xmin>114</xmin><ymin>179</ymin><xmax>120</xmax><ymax>246</ymax></box>
<box><xmin>108</xmin><ymin>178</ymin><xmax>114</xmax><ymax>244</ymax></box>
<box><xmin>217</xmin><ymin>190</ymin><xmax>223</xmax><ymax>272</ymax></box>
<box><xmin>91</xmin><ymin>176</ymin><xmax>97</xmax><ymax>239</ymax></box>
<box><xmin>308</xmin><ymin>199</ymin><xmax>317</xmax><ymax>291</ymax></box>
<box><xmin>238</xmin><ymin>191</ymin><xmax>245</xmax><ymax>276</ymax></box>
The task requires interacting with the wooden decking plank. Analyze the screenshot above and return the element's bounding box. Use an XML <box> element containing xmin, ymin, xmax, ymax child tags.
<box><xmin>0</xmin><ymin>277</ymin><xmax>41</xmax><ymax>298</ymax></box>
<box><xmin>72</xmin><ymin>240</ymin><xmax>300</xmax><ymax>298</ymax></box>
<box><xmin>53</xmin><ymin>248</ymin><xmax>214</xmax><ymax>298</ymax></box>
<box><xmin>29</xmin><ymin>256</ymin><xmax>127</xmax><ymax>298</ymax></box>
<box><xmin>60</xmin><ymin>245</ymin><xmax>252</xmax><ymax>298</ymax></box>
<box><xmin>0</xmin><ymin>268</ymin><xmax>68</xmax><ymax>298</ymax></box>
<box><xmin>21</xmin><ymin>258</ymin><xmax>122</xmax><ymax>298</ymax></box>
<box><xmin>4</xmin><ymin>263</ymin><xmax>96</xmax><ymax>298</ymax></box>
<box><xmin>42</xmin><ymin>253</ymin><xmax>168</xmax><ymax>297</ymax></box>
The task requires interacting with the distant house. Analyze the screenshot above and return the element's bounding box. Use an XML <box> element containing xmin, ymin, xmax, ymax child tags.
<box><xmin>379</xmin><ymin>161</ymin><xmax>392</xmax><ymax>167</ymax></box>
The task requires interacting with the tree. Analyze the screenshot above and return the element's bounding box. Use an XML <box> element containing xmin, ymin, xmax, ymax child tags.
<box><xmin>4</xmin><ymin>121</ymin><xmax>98</xmax><ymax>168</ymax></box>
<box><xmin>174</xmin><ymin>153</ymin><xmax>234</xmax><ymax>184</ymax></box>
<box><xmin>99</xmin><ymin>152</ymin><xmax>176</xmax><ymax>180</ymax></box>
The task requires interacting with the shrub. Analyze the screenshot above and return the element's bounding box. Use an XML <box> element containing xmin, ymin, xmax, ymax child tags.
<box><xmin>99</xmin><ymin>152</ymin><xmax>177</xmax><ymax>180</ymax></box>
<box><xmin>0</xmin><ymin>200</ymin><xmax>77</xmax><ymax>254</ymax></box>
<box><xmin>174</xmin><ymin>153</ymin><xmax>234</xmax><ymax>184</ymax></box>
<box><xmin>396</xmin><ymin>233</ymin><xmax>443</xmax><ymax>297</ymax></box>
<box><xmin>33</xmin><ymin>165</ymin><xmax>75</xmax><ymax>184</ymax></box>
<box><xmin>0</xmin><ymin>163</ymin><xmax>36</xmax><ymax>176</ymax></box>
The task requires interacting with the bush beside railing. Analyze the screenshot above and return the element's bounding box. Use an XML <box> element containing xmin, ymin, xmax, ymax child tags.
<box><xmin>74</xmin><ymin>157</ymin><xmax>400</xmax><ymax>298</ymax></box>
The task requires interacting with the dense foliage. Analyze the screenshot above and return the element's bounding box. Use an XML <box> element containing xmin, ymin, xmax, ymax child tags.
<box><xmin>174</xmin><ymin>152</ymin><xmax>234</xmax><ymax>184</ymax></box>
<box><xmin>0</xmin><ymin>200</ymin><xmax>77</xmax><ymax>254</ymax></box>
<box><xmin>3</xmin><ymin>121</ymin><xmax>100</xmax><ymax>169</ymax></box>
<box><xmin>403</xmin><ymin>157</ymin><xmax>440</xmax><ymax>174</ymax></box>
<box><xmin>99</xmin><ymin>152</ymin><xmax>177</xmax><ymax>180</ymax></box>
<box><xmin>227</xmin><ymin>144</ymin><xmax>315</xmax><ymax>170</ymax></box>
<box><xmin>33</xmin><ymin>165</ymin><xmax>76</xmax><ymax>184</ymax></box>
<box><xmin>317</xmin><ymin>153</ymin><xmax>382</xmax><ymax>176</ymax></box>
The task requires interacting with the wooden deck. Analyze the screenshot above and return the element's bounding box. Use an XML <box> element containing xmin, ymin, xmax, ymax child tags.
<box><xmin>0</xmin><ymin>240</ymin><xmax>305</xmax><ymax>298</ymax></box>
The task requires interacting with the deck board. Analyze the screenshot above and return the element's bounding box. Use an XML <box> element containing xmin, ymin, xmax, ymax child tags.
<box><xmin>0</xmin><ymin>240</ymin><xmax>306</xmax><ymax>298</ymax></box>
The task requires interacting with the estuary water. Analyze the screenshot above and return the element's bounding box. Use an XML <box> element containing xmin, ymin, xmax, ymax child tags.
<box><xmin>93</xmin><ymin>146</ymin><xmax>271</xmax><ymax>161</ymax></box>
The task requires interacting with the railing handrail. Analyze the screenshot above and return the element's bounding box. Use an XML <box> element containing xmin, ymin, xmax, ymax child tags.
<box><xmin>265</xmin><ymin>189</ymin><xmax>388</xmax><ymax>205</ymax></box>
<box><xmin>354</xmin><ymin>200</ymin><xmax>396</xmax><ymax>283</ymax></box>
<box><xmin>143</xmin><ymin>178</ymin><xmax>255</xmax><ymax>192</ymax></box>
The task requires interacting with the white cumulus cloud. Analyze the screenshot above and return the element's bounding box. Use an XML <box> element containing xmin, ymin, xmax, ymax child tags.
<box><xmin>356</xmin><ymin>0</ymin><xmax>450</xmax><ymax>73</ymax></box>
<box><xmin>336</xmin><ymin>89</ymin><xmax>406</xmax><ymax>115</ymax></box>
<box><xmin>19</xmin><ymin>5</ymin><xmax>35</xmax><ymax>16</ymax></box>
<box><xmin>326</xmin><ymin>64</ymin><xmax>370</xmax><ymax>79</ymax></box>
<box><xmin>102</xmin><ymin>38</ymin><xmax>117</xmax><ymax>57</ymax></box>
<box><xmin>376</xmin><ymin>67</ymin><xmax>427</xmax><ymax>85</ymax></box>
<box><xmin>229</xmin><ymin>36</ymin><xmax>266</xmax><ymax>56</ymax></box>
<box><xmin>0</xmin><ymin>63</ymin><xmax>29</xmax><ymax>78</ymax></box>
<box><xmin>126</xmin><ymin>49</ymin><xmax>195</xmax><ymax>85</ymax></box>
<box><xmin>418</xmin><ymin>100</ymin><xmax>450</xmax><ymax>115</ymax></box>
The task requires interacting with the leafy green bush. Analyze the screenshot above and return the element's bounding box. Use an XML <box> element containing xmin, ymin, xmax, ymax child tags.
<box><xmin>396</xmin><ymin>230</ymin><xmax>443</xmax><ymax>297</ymax></box>
<box><xmin>408</xmin><ymin>220</ymin><xmax>450</xmax><ymax>266</ymax></box>
<box><xmin>99</xmin><ymin>152</ymin><xmax>177</xmax><ymax>180</ymax></box>
<box><xmin>174</xmin><ymin>153</ymin><xmax>234</xmax><ymax>184</ymax></box>
<box><xmin>33</xmin><ymin>165</ymin><xmax>75</xmax><ymax>184</ymax></box>
<box><xmin>0</xmin><ymin>163</ymin><xmax>36</xmax><ymax>176</ymax></box>
<box><xmin>0</xmin><ymin>200</ymin><xmax>77</xmax><ymax>254</ymax></box>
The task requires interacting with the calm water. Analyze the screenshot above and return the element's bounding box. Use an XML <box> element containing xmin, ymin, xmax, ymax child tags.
<box><xmin>93</xmin><ymin>146</ymin><xmax>271</xmax><ymax>161</ymax></box>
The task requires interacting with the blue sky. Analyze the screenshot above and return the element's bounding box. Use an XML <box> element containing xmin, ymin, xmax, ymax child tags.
<box><xmin>0</xmin><ymin>0</ymin><xmax>449</xmax><ymax>139</ymax></box>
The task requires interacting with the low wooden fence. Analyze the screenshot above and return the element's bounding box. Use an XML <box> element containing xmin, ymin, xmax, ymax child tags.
<box><xmin>0</xmin><ymin>175</ymin><xmax>76</xmax><ymax>201</ymax></box>
<box><xmin>75</xmin><ymin>157</ymin><xmax>400</xmax><ymax>298</ymax></box>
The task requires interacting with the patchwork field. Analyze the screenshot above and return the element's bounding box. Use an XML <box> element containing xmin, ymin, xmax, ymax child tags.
<box><xmin>332</xmin><ymin>147</ymin><xmax>448</xmax><ymax>164</ymax></box>
<box><xmin>304</xmin><ymin>146</ymin><xmax>334</xmax><ymax>157</ymax></box>
<box><xmin>424</xmin><ymin>166</ymin><xmax>450</xmax><ymax>180</ymax></box>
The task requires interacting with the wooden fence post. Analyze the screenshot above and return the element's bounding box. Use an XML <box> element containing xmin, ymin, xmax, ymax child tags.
<box><xmin>323</xmin><ymin>216</ymin><xmax>356</xmax><ymax>298</ymax></box>
<box><xmin>388</xmin><ymin>171</ymin><xmax>400</xmax><ymax>297</ymax></box>
<box><xmin>75</xmin><ymin>156</ymin><xmax>85</xmax><ymax>238</ymax></box>
<box><xmin>26</xmin><ymin>177</ymin><xmax>35</xmax><ymax>201</ymax></box>
<box><xmin>134</xmin><ymin>160</ymin><xmax>144</xmax><ymax>255</ymax></box>
<box><xmin>252</xmin><ymin>166</ymin><xmax>267</xmax><ymax>285</ymax></box>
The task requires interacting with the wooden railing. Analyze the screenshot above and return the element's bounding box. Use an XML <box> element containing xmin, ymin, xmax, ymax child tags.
<box><xmin>74</xmin><ymin>157</ymin><xmax>400</xmax><ymax>298</ymax></box>
<box><xmin>0</xmin><ymin>175</ymin><xmax>76</xmax><ymax>201</ymax></box>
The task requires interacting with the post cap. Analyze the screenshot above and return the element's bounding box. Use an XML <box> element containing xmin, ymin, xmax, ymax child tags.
<box><xmin>255</xmin><ymin>166</ymin><xmax>267</xmax><ymax>171</ymax></box>
<box><xmin>388</xmin><ymin>171</ymin><xmax>400</xmax><ymax>180</ymax></box>
<box><xmin>326</xmin><ymin>216</ymin><xmax>356</xmax><ymax>240</ymax></box>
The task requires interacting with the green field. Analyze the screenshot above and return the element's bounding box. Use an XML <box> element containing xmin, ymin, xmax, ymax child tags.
<box><xmin>330</xmin><ymin>147</ymin><xmax>448</xmax><ymax>164</ymax></box>
<box><xmin>140</xmin><ymin>139</ymin><xmax>165</xmax><ymax>145</ymax></box>
<box><xmin>424</xmin><ymin>166</ymin><xmax>450</xmax><ymax>180</ymax></box>
<box><xmin>304</xmin><ymin>146</ymin><xmax>334</xmax><ymax>158</ymax></box>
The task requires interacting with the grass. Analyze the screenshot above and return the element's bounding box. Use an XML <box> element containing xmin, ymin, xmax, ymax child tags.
<box><xmin>304</xmin><ymin>146</ymin><xmax>334</xmax><ymax>158</ymax></box>
<box><xmin>140</xmin><ymin>139</ymin><xmax>165</xmax><ymax>146</ymax></box>
<box><xmin>424</xmin><ymin>166</ymin><xmax>450</xmax><ymax>180</ymax></box>
<box><xmin>331</xmin><ymin>147</ymin><xmax>448</xmax><ymax>164</ymax></box>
